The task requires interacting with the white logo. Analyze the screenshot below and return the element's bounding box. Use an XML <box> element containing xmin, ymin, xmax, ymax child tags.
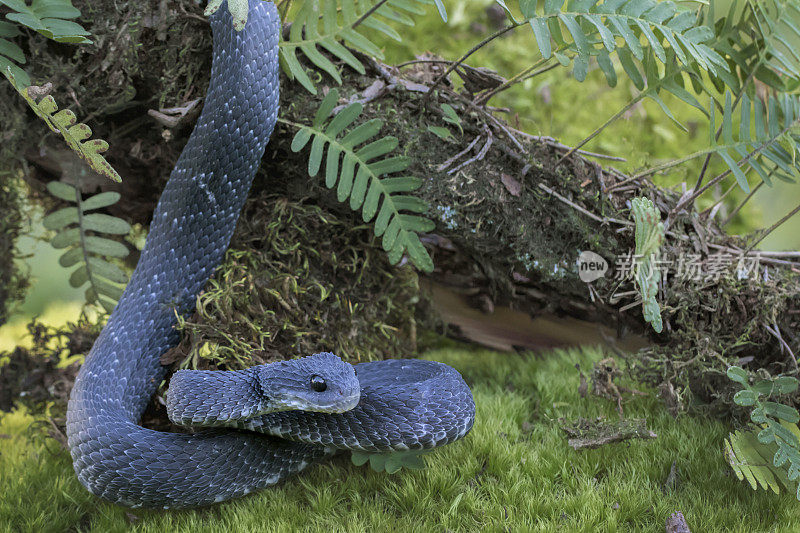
<box><xmin>577</xmin><ymin>251</ymin><xmax>608</xmax><ymax>282</ymax></box>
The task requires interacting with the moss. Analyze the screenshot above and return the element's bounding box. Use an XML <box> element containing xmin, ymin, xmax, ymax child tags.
<box><xmin>169</xmin><ymin>194</ymin><xmax>420</xmax><ymax>370</ymax></box>
<box><xmin>3</xmin><ymin>346</ymin><xmax>800</xmax><ymax>531</ymax></box>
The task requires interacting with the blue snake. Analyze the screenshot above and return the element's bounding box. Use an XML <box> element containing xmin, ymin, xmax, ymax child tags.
<box><xmin>66</xmin><ymin>1</ymin><xmax>475</xmax><ymax>509</ymax></box>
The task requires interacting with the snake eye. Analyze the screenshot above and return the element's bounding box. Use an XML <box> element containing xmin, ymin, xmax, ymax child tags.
<box><xmin>310</xmin><ymin>375</ymin><xmax>327</xmax><ymax>392</ymax></box>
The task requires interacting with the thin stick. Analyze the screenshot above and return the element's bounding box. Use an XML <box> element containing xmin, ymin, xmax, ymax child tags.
<box><xmin>693</xmin><ymin>65</ymin><xmax>760</xmax><ymax>190</ymax></box>
<box><xmin>351</xmin><ymin>0</ymin><xmax>390</xmax><ymax>29</ymax></box>
<box><xmin>721</xmin><ymin>180</ymin><xmax>764</xmax><ymax>227</ymax></box>
<box><xmin>538</xmin><ymin>183</ymin><xmax>633</xmax><ymax>227</ymax></box>
<box><xmin>395</xmin><ymin>59</ymin><xmax>455</xmax><ymax>68</ymax></box>
<box><xmin>425</xmin><ymin>23</ymin><xmax>523</xmax><ymax>101</ymax></box>
<box><xmin>745</xmin><ymin>201</ymin><xmax>800</xmax><ymax>253</ymax></box>
<box><xmin>474</xmin><ymin>56</ymin><xmax>550</xmax><ymax>105</ymax></box>
<box><xmin>556</xmin><ymin>95</ymin><xmax>644</xmax><ymax>166</ymax></box>
<box><xmin>668</xmin><ymin>118</ymin><xmax>800</xmax><ymax>224</ymax></box>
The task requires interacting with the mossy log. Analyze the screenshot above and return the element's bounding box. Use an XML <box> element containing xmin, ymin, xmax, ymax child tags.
<box><xmin>2</xmin><ymin>0</ymin><xmax>800</xmax><ymax>409</ymax></box>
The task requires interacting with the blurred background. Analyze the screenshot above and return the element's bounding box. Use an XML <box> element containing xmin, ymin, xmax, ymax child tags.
<box><xmin>2</xmin><ymin>0</ymin><xmax>798</xmax><ymax>350</ymax></box>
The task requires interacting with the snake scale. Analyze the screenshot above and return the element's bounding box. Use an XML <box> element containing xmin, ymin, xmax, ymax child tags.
<box><xmin>66</xmin><ymin>1</ymin><xmax>475</xmax><ymax>509</ymax></box>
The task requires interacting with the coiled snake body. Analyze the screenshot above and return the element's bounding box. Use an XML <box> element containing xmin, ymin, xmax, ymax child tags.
<box><xmin>66</xmin><ymin>2</ymin><xmax>475</xmax><ymax>509</ymax></box>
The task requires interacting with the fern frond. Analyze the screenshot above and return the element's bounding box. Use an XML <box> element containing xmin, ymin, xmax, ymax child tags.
<box><xmin>725</xmin><ymin>427</ymin><xmax>793</xmax><ymax>494</ymax></box>
<box><xmin>0</xmin><ymin>18</ymin><xmax>27</xmax><ymax>86</ymax></box>
<box><xmin>44</xmin><ymin>181</ymin><xmax>131</xmax><ymax>313</ymax></box>
<box><xmin>0</xmin><ymin>0</ymin><xmax>90</xmax><ymax>42</ymax></box>
<box><xmin>566</xmin><ymin>51</ymin><xmax>706</xmax><ymax>159</ymax></box>
<box><xmin>708</xmin><ymin>91</ymin><xmax>800</xmax><ymax>191</ymax></box>
<box><xmin>3</xmin><ymin>68</ymin><xmax>123</xmax><ymax>183</ymax></box>
<box><xmin>726</xmin><ymin>367</ymin><xmax>800</xmax><ymax>500</ymax></box>
<box><xmin>710</xmin><ymin>0</ymin><xmax>800</xmax><ymax>93</ymax></box>
<box><xmin>0</xmin><ymin>0</ymin><xmax>91</xmax><ymax>87</ymax></box>
<box><xmin>279</xmin><ymin>0</ymin><xmax>433</xmax><ymax>94</ymax></box>
<box><xmin>519</xmin><ymin>0</ymin><xmax>727</xmax><ymax>81</ymax></box>
<box><xmin>289</xmin><ymin>88</ymin><xmax>434</xmax><ymax>272</ymax></box>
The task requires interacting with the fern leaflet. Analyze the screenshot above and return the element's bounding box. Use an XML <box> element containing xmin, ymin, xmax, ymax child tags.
<box><xmin>752</xmin><ymin>0</ymin><xmax>800</xmax><ymax>83</ymax></box>
<box><xmin>45</xmin><ymin>181</ymin><xmax>131</xmax><ymax>313</ymax></box>
<box><xmin>725</xmin><ymin>425</ymin><xmax>799</xmax><ymax>495</ymax></box>
<box><xmin>0</xmin><ymin>0</ymin><xmax>91</xmax><ymax>87</ymax></box>
<box><xmin>289</xmin><ymin>88</ymin><xmax>434</xmax><ymax>272</ymax></box>
<box><xmin>634</xmin><ymin>91</ymin><xmax>800</xmax><ymax>187</ymax></box>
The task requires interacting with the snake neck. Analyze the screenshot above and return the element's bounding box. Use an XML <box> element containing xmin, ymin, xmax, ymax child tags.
<box><xmin>166</xmin><ymin>368</ymin><xmax>266</xmax><ymax>426</ymax></box>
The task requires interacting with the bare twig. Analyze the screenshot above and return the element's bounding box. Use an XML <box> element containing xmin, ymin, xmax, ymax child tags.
<box><xmin>351</xmin><ymin>0</ymin><xmax>390</xmax><ymax>29</ymax></box>
<box><xmin>693</xmin><ymin>56</ymin><xmax>761</xmax><ymax>190</ymax></box>
<box><xmin>765</xmin><ymin>322</ymin><xmax>798</xmax><ymax>370</ymax></box>
<box><xmin>437</xmin><ymin>135</ymin><xmax>482</xmax><ymax>172</ymax></box>
<box><xmin>745</xmin><ymin>201</ymin><xmax>800</xmax><ymax>253</ymax></box>
<box><xmin>475</xmin><ymin>58</ymin><xmax>561</xmax><ymax>105</ymax></box>
<box><xmin>556</xmin><ymin>95</ymin><xmax>644</xmax><ymax>166</ymax></box>
<box><xmin>538</xmin><ymin>183</ymin><xmax>633</xmax><ymax>227</ymax></box>
<box><xmin>721</xmin><ymin>181</ymin><xmax>764</xmax><ymax>227</ymax></box>
<box><xmin>425</xmin><ymin>23</ymin><xmax>523</xmax><ymax>100</ymax></box>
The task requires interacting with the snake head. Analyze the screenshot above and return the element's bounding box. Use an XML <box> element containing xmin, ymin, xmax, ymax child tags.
<box><xmin>256</xmin><ymin>352</ymin><xmax>360</xmax><ymax>413</ymax></box>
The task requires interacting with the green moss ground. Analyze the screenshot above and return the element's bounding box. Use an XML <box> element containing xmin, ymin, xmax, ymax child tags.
<box><xmin>2</xmin><ymin>345</ymin><xmax>797</xmax><ymax>532</ymax></box>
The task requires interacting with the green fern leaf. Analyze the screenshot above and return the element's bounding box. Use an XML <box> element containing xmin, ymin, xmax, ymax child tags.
<box><xmin>45</xmin><ymin>180</ymin><xmax>130</xmax><ymax>313</ymax></box>
<box><xmin>280</xmin><ymin>0</ymin><xmax>434</xmax><ymax>94</ymax></box>
<box><xmin>0</xmin><ymin>0</ymin><xmax>91</xmax><ymax>86</ymax></box>
<box><xmin>752</xmin><ymin>0</ymin><xmax>800</xmax><ymax>81</ymax></box>
<box><xmin>351</xmin><ymin>449</ymin><xmax>429</xmax><ymax>473</ymax></box>
<box><xmin>290</xmin><ymin>88</ymin><xmax>434</xmax><ymax>272</ymax></box>
<box><xmin>725</xmin><ymin>424</ymin><xmax>800</xmax><ymax>496</ymax></box>
<box><xmin>0</xmin><ymin>0</ymin><xmax>91</xmax><ymax>43</ymax></box>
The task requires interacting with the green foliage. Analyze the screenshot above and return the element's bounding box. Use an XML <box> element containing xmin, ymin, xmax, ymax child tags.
<box><xmin>279</xmin><ymin>0</ymin><xmax>434</xmax><ymax>94</ymax></box>
<box><xmin>707</xmin><ymin>91</ymin><xmax>800</xmax><ymax>192</ymax></box>
<box><xmin>710</xmin><ymin>0</ymin><xmax>800</xmax><ymax>93</ymax></box>
<box><xmin>289</xmin><ymin>88</ymin><xmax>435</xmax><ymax>272</ymax></box>
<box><xmin>630</xmin><ymin>197</ymin><xmax>664</xmax><ymax>333</ymax></box>
<box><xmin>3</xmin><ymin>68</ymin><xmax>122</xmax><ymax>183</ymax></box>
<box><xmin>725</xmin><ymin>366</ymin><xmax>800</xmax><ymax>500</ymax></box>
<box><xmin>518</xmin><ymin>0</ymin><xmax>726</xmax><ymax>86</ymax></box>
<box><xmin>0</xmin><ymin>0</ymin><xmax>91</xmax><ymax>87</ymax></box>
<box><xmin>753</xmin><ymin>0</ymin><xmax>800</xmax><ymax>84</ymax></box>
<box><xmin>351</xmin><ymin>449</ymin><xmax>428</xmax><ymax>473</ymax></box>
<box><xmin>44</xmin><ymin>181</ymin><xmax>130</xmax><ymax>313</ymax></box>
<box><xmin>427</xmin><ymin>103</ymin><xmax>463</xmax><ymax>139</ymax></box>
